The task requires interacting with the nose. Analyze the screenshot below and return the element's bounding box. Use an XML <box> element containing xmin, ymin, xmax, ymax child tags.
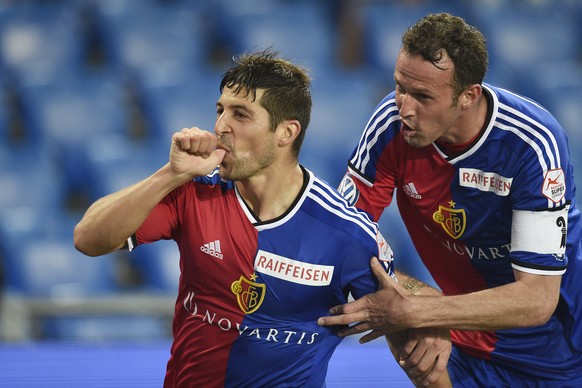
<box><xmin>214</xmin><ymin>112</ymin><xmax>229</xmax><ymax>137</ymax></box>
<box><xmin>396</xmin><ymin>93</ymin><xmax>414</xmax><ymax>119</ymax></box>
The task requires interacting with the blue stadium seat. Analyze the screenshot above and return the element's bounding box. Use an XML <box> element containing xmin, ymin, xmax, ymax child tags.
<box><xmin>0</xmin><ymin>200</ymin><xmax>170</xmax><ymax>340</ymax></box>
<box><xmin>530</xmin><ymin>63</ymin><xmax>582</xmax><ymax>199</ymax></box>
<box><xmin>301</xmin><ymin>68</ymin><xmax>385</xmax><ymax>186</ymax></box>
<box><xmin>130</xmin><ymin>240</ymin><xmax>181</xmax><ymax>295</ymax></box>
<box><xmin>361</xmin><ymin>1</ymin><xmax>476</xmax><ymax>73</ymax></box>
<box><xmin>0</xmin><ymin>220</ymin><xmax>118</xmax><ymax>298</ymax></box>
<box><xmin>94</xmin><ymin>0</ymin><xmax>210</xmax><ymax>78</ymax></box>
<box><xmin>469</xmin><ymin>1</ymin><xmax>580</xmax><ymax>96</ymax></box>
<box><xmin>0</xmin><ymin>142</ymin><xmax>65</xmax><ymax>211</ymax></box>
<box><xmin>0</xmin><ymin>73</ymin><xmax>7</xmax><ymax>144</ymax></box>
<box><xmin>15</xmin><ymin>68</ymin><xmax>130</xmax><ymax>200</ymax></box>
<box><xmin>213</xmin><ymin>0</ymin><xmax>336</xmax><ymax>70</ymax></box>
<box><xmin>0</xmin><ymin>3</ymin><xmax>86</xmax><ymax>76</ymax></box>
<box><xmin>82</xmin><ymin>133</ymin><xmax>168</xmax><ymax>200</ymax></box>
<box><xmin>137</xmin><ymin>68</ymin><xmax>221</xmax><ymax>142</ymax></box>
<box><xmin>18</xmin><ymin>68</ymin><xmax>128</xmax><ymax>144</ymax></box>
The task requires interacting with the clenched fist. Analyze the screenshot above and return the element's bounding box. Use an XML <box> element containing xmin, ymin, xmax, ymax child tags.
<box><xmin>170</xmin><ymin>127</ymin><xmax>226</xmax><ymax>180</ymax></box>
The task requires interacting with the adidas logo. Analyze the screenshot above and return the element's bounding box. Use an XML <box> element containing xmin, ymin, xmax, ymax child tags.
<box><xmin>402</xmin><ymin>182</ymin><xmax>422</xmax><ymax>199</ymax></box>
<box><xmin>200</xmin><ymin>240</ymin><xmax>224</xmax><ymax>259</ymax></box>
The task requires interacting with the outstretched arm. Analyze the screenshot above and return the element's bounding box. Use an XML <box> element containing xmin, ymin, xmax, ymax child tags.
<box><xmin>319</xmin><ymin>257</ymin><xmax>560</xmax><ymax>333</ymax></box>
<box><xmin>74</xmin><ymin>128</ymin><xmax>225</xmax><ymax>256</ymax></box>
<box><xmin>319</xmin><ymin>257</ymin><xmax>561</xmax><ymax>384</ymax></box>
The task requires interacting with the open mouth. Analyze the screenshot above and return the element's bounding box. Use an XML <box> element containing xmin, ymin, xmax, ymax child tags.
<box><xmin>400</xmin><ymin>122</ymin><xmax>416</xmax><ymax>138</ymax></box>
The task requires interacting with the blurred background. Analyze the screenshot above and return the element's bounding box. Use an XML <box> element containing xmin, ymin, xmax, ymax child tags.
<box><xmin>0</xmin><ymin>0</ymin><xmax>580</xmax><ymax>386</ymax></box>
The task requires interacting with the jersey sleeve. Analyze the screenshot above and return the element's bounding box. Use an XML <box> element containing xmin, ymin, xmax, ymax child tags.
<box><xmin>339</xmin><ymin>93</ymin><xmax>401</xmax><ymax>222</ymax></box>
<box><xmin>342</xmin><ymin>229</ymin><xmax>395</xmax><ymax>300</ymax></box>
<box><xmin>500</xmin><ymin>99</ymin><xmax>572</xmax><ymax>274</ymax></box>
<box><xmin>129</xmin><ymin>184</ymin><xmax>185</xmax><ymax>249</ymax></box>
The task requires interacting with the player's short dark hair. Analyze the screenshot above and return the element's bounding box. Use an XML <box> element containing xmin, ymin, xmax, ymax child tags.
<box><xmin>220</xmin><ymin>49</ymin><xmax>312</xmax><ymax>158</ymax></box>
<box><xmin>402</xmin><ymin>13</ymin><xmax>489</xmax><ymax>102</ymax></box>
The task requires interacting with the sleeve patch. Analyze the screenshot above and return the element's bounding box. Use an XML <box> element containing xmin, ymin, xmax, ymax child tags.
<box><xmin>376</xmin><ymin>231</ymin><xmax>395</xmax><ymax>277</ymax></box>
<box><xmin>542</xmin><ymin>168</ymin><xmax>566</xmax><ymax>203</ymax></box>
<box><xmin>338</xmin><ymin>174</ymin><xmax>360</xmax><ymax>206</ymax></box>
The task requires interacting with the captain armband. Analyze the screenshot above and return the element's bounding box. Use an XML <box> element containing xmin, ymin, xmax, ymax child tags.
<box><xmin>511</xmin><ymin>206</ymin><xmax>569</xmax><ymax>254</ymax></box>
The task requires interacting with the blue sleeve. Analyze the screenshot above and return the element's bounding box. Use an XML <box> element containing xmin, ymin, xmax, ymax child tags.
<box><xmin>341</xmin><ymin>232</ymin><xmax>395</xmax><ymax>300</ymax></box>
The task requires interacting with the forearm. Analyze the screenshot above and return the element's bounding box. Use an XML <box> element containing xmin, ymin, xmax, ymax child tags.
<box><xmin>395</xmin><ymin>270</ymin><xmax>442</xmax><ymax>297</ymax></box>
<box><xmin>74</xmin><ymin>164</ymin><xmax>184</xmax><ymax>256</ymax></box>
<box><xmin>404</xmin><ymin>274</ymin><xmax>561</xmax><ymax>331</ymax></box>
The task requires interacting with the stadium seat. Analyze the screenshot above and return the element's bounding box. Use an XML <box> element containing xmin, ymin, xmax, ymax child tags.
<box><xmin>361</xmin><ymin>1</ymin><xmax>476</xmax><ymax>73</ymax></box>
<box><xmin>137</xmin><ymin>68</ymin><xmax>222</xmax><ymax>142</ymax></box>
<box><xmin>1</xmin><ymin>222</ymin><xmax>118</xmax><ymax>298</ymax></box>
<box><xmin>469</xmin><ymin>1</ymin><xmax>580</xmax><ymax>97</ymax></box>
<box><xmin>530</xmin><ymin>63</ymin><xmax>582</xmax><ymax>197</ymax></box>
<box><xmin>15</xmin><ymin>67</ymin><xmax>131</xmax><ymax>201</ymax></box>
<box><xmin>301</xmin><ymin>68</ymin><xmax>386</xmax><ymax>186</ymax></box>
<box><xmin>94</xmin><ymin>0</ymin><xmax>210</xmax><ymax>78</ymax></box>
<box><xmin>0</xmin><ymin>3</ymin><xmax>86</xmax><ymax>76</ymax></box>
<box><xmin>0</xmin><ymin>142</ymin><xmax>65</xmax><ymax>211</ymax></box>
<box><xmin>82</xmin><ymin>133</ymin><xmax>168</xmax><ymax>200</ymax></box>
<box><xmin>18</xmin><ymin>67</ymin><xmax>128</xmax><ymax>143</ymax></box>
<box><xmin>0</xmin><ymin>74</ymin><xmax>7</xmax><ymax>144</ymax></box>
<box><xmin>213</xmin><ymin>0</ymin><xmax>336</xmax><ymax>70</ymax></box>
<box><xmin>130</xmin><ymin>239</ymin><xmax>181</xmax><ymax>295</ymax></box>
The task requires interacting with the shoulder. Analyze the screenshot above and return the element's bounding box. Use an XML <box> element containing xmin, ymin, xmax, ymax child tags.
<box><xmin>487</xmin><ymin>84</ymin><xmax>569</xmax><ymax>163</ymax></box>
<box><xmin>485</xmin><ymin>85</ymin><xmax>571</xmax><ymax>208</ymax></box>
<box><xmin>304</xmin><ymin>170</ymin><xmax>379</xmax><ymax>241</ymax></box>
<box><xmin>349</xmin><ymin>91</ymin><xmax>405</xmax><ymax>175</ymax></box>
<box><xmin>365</xmin><ymin>91</ymin><xmax>400</xmax><ymax>135</ymax></box>
<box><xmin>487</xmin><ymin>84</ymin><xmax>565</xmax><ymax>136</ymax></box>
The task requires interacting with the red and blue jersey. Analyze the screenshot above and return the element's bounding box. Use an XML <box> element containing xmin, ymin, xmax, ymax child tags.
<box><xmin>339</xmin><ymin>84</ymin><xmax>582</xmax><ymax>380</ymax></box>
<box><xmin>132</xmin><ymin>167</ymin><xmax>393</xmax><ymax>387</ymax></box>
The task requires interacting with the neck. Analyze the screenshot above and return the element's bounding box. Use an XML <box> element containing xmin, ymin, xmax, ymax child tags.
<box><xmin>459</xmin><ymin>94</ymin><xmax>488</xmax><ymax>143</ymax></box>
<box><xmin>236</xmin><ymin>163</ymin><xmax>304</xmax><ymax>221</ymax></box>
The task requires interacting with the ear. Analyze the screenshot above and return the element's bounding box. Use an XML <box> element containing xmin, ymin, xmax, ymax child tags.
<box><xmin>460</xmin><ymin>83</ymin><xmax>483</xmax><ymax>110</ymax></box>
<box><xmin>277</xmin><ymin>119</ymin><xmax>301</xmax><ymax>147</ymax></box>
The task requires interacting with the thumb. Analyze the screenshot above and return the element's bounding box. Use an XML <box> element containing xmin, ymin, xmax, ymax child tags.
<box><xmin>370</xmin><ymin>256</ymin><xmax>393</xmax><ymax>288</ymax></box>
<box><xmin>207</xmin><ymin>148</ymin><xmax>226</xmax><ymax>165</ymax></box>
<box><xmin>213</xmin><ymin>148</ymin><xmax>226</xmax><ymax>161</ymax></box>
<box><xmin>194</xmin><ymin>149</ymin><xmax>226</xmax><ymax>177</ymax></box>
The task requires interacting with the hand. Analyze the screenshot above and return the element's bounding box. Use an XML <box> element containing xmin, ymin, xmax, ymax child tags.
<box><xmin>170</xmin><ymin>128</ymin><xmax>226</xmax><ymax>179</ymax></box>
<box><xmin>387</xmin><ymin>328</ymin><xmax>451</xmax><ymax>387</ymax></box>
<box><xmin>317</xmin><ymin>257</ymin><xmax>410</xmax><ymax>336</ymax></box>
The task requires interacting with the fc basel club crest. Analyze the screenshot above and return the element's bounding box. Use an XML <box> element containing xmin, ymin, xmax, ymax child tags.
<box><xmin>433</xmin><ymin>200</ymin><xmax>466</xmax><ymax>239</ymax></box>
<box><xmin>231</xmin><ymin>274</ymin><xmax>266</xmax><ymax>314</ymax></box>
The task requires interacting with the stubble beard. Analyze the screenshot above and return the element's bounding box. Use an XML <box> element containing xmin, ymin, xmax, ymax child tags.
<box><xmin>403</xmin><ymin>133</ymin><xmax>430</xmax><ymax>148</ymax></box>
<box><xmin>218</xmin><ymin>146</ymin><xmax>275</xmax><ymax>181</ymax></box>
